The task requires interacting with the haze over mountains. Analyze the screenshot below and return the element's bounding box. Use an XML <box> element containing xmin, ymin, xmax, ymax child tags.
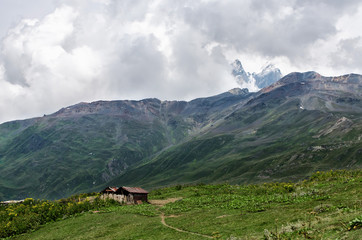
<box><xmin>0</xmin><ymin>71</ymin><xmax>361</xmax><ymax>200</ymax></box>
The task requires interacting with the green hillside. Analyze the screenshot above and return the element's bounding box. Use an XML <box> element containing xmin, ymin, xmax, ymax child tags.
<box><xmin>3</xmin><ymin>170</ymin><xmax>361</xmax><ymax>239</ymax></box>
<box><xmin>0</xmin><ymin>72</ymin><xmax>362</xmax><ymax>200</ymax></box>
<box><xmin>111</xmin><ymin>97</ymin><xmax>362</xmax><ymax>189</ymax></box>
<box><xmin>0</xmin><ymin>114</ymin><xmax>177</xmax><ymax>200</ymax></box>
<box><xmin>0</xmin><ymin>89</ymin><xmax>253</xmax><ymax>200</ymax></box>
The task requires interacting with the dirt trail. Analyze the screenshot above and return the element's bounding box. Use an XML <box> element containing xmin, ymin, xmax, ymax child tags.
<box><xmin>160</xmin><ymin>213</ymin><xmax>213</xmax><ymax>239</ymax></box>
<box><xmin>150</xmin><ymin>198</ymin><xmax>212</xmax><ymax>238</ymax></box>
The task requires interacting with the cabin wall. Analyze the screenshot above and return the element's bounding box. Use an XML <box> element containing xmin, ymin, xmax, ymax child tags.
<box><xmin>100</xmin><ymin>193</ymin><xmax>126</xmax><ymax>203</ymax></box>
<box><xmin>133</xmin><ymin>193</ymin><xmax>148</xmax><ymax>202</ymax></box>
<box><xmin>100</xmin><ymin>193</ymin><xmax>147</xmax><ymax>204</ymax></box>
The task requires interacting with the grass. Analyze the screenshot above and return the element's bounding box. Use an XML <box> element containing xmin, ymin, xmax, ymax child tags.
<box><xmin>13</xmin><ymin>212</ymin><xmax>199</xmax><ymax>240</ymax></box>
<box><xmin>0</xmin><ymin>114</ymin><xmax>180</xmax><ymax>200</ymax></box>
<box><xmin>4</xmin><ymin>169</ymin><xmax>361</xmax><ymax>240</ymax></box>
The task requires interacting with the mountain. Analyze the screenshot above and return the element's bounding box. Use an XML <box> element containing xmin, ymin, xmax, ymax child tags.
<box><xmin>0</xmin><ymin>72</ymin><xmax>362</xmax><ymax>200</ymax></box>
<box><xmin>0</xmin><ymin>88</ymin><xmax>252</xmax><ymax>200</ymax></box>
<box><xmin>252</xmin><ymin>63</ymin><xmax>283</xmax><ymax>88</ymax></box>
<box><xmin>110</xmin><ymin>71</ymin><xmax>362</xmax><ymax>188</ymax></box>
<box><xmin>231</xmin><ymin>59</ymin><xmax>251</xmax><ymax>84</ymax></box>
<box><xmin>231</xmin><ymin>59</ymin><xmax>283</xmax><ymax>89</ymax></box>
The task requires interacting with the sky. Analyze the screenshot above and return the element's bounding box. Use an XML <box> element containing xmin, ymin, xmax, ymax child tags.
<box><xmin>1</xmin><ymin>0</ymin><xmax>362</xmax><ymax>123</ymax></box>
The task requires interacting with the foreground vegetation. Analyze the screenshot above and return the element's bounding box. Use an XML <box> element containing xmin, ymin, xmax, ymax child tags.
<box><xmin>1</xmin><ymin>169</ymin><xmax>361</xmax><ymax>239</ymax></box>
<box><xmin>0</xmin><ymin>193</ymin><xmax>119</xmax><ymax>238</ymax></box>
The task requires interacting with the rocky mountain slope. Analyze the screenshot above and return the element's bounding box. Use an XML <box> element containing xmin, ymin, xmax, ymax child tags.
<box><xmin>0</xmin><ymin>72</ymin><xmax>361</xmax><ymax>200</ymax></box>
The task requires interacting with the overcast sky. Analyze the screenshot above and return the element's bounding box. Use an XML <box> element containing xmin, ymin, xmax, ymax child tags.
<box><xmin>1</xmin><ymin>0</ymin><xmax>362</xmax><ymax>123</ymax></box>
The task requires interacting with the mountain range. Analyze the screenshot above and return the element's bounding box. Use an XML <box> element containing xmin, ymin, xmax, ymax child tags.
<box><xmin>0</xmin><ymin>71</ymin><xmax>361</xmax><ymax>200</ymax></box>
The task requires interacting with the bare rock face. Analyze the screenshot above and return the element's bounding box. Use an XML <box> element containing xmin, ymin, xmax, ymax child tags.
<box><xmin>258</xmin><ymin>72</ymin><xmax>362</xmax><ymax>113</ymax></box>
<box><xmin>314</xmin><ymin>117</ymin><xmax>354</xmax><ymax>138</ymax></box>
<box><xmin>265</xmin><ymin>72</ymin><xmax>362</xmax><ymax>94</ymax></box>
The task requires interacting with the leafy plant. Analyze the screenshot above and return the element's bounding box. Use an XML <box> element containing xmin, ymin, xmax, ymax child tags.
<box><xmin>348</xmin><ymin>216</ymin><xmax>362</xmax><ymax>231</ymax></box>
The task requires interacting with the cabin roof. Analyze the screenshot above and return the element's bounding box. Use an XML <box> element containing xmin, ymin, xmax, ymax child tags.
<box><xmin>120</xmin><ymin>186</ymin><xmax>148</xmax><ymax>194</ymax></box>
<box><xmin>101</xmin><ymin>186</ymin><xmax>118</xmax><ymax>192</ymax></box>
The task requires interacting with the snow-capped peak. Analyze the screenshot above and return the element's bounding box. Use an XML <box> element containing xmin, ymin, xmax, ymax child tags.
<box><xmin>260</xmin><ymin>63</ymin><xmax>278</xmax><ymax>74</ymax></box>
<box><xmin>231</xmin><ymin>60</ymin><xmax>246</xmax><ymax>75</ymax></box>
<box><xmin>231</xmin><ymin>59</ymin><xmax>250</xmax><ymax>85</ymax></box>
<box><xmin>231</xmin><ymin>59</ymin><xmax>283</xmax><ymax>90</ymax></box>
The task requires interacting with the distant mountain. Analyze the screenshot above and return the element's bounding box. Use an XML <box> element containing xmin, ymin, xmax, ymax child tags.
<box><xmin>231</xmin><ymin>60</ymin><xmax>251</xmax><ymax>84</ymax></box>
<box><xmin>231</xmin><ymin>59</ymin><xmax>283</xmax><ymax>89</ymax></box>
<box><xmin>253</xmin><ymin>64</ymin><xmax>283</xmax><ymax>88</ymax></box>
<box><xmin>0</xmin><ymin>72</ymin><xmax>361</xmax><ymax>200</ymax></box>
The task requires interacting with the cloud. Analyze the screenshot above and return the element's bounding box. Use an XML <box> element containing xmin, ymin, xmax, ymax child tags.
<box><xmin>0</xmin><ymin>5</ymin><xmax>106</xmax><ymax>122</ymax></box>
<box><xmin>331</xmin><ymin>37</ymin><xmax>362</xmax><ymax>72</ymax></box>
<box><xmin>0</xmin><ymin>1</ymin><xmax>237</xmax><ymax>122</ymax></box>
<box><xmin>0</xmin><ymin>0</ymin><xmax>362</xmax><ymax>123</ymax></box>
<box><xmin>176</xmin><ymin>0</ymin><xmax>361</xmax><ymax>61</ymax></box>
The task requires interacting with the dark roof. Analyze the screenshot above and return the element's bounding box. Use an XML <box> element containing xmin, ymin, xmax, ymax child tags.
<box><xmin>121</xmin><ymin>186</ymin><xmax>148</xmax><ymax>194</ymax></box>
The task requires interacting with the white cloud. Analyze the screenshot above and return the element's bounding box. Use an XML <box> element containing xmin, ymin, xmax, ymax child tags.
<box><xmin>0</xmin><ymin>0</ymin><xmax>362</xmax><ymax>123</ymax></box>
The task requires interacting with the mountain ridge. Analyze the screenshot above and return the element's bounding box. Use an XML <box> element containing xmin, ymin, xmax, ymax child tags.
<box><xmin>0</xmin><ymin>71</ymin><xmax>361</xmax><ymax>200</ymax></box>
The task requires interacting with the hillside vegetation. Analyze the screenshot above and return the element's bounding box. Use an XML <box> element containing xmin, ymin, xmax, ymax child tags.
<box><xmin>2</xmin><ymin>170</ymin><xmax>361</xmax><ymax>239</ymax></box>
<box><xmin>0</xmin><ymin>72</ymin><xmax>362</xmax><ymax>200</ymax></box>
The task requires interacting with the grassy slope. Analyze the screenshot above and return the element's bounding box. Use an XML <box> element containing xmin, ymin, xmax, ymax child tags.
<box><xmin>0</xmin><ymin>114</ymin><xmax>185</xmax><ymax>200</ymax></box>
<box><xmin>12</xmin><ymin>170</ymin><xmax>362</xmax><ymax>240</ymax></box>
<box><xmin>14</xmin><ymin>212</ymin><xmax>198</xmax><ymax>240</ymax></box>
<box><xmin>0</xmin><ymin>91</ymin><xmax>252</xmax><ymax>201</ymax></box>
<box><xmin>109</xmin><ymin>99</ymin><xmax>362</xmax><ymax>189</ymax></box>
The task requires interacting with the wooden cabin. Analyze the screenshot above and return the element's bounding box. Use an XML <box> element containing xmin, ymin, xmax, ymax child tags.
<box><xmin>115</xmin><ymin>187</ymin><xmax>148</xmax><ymax>204</ymax></box>
<box><xmin>100</xmin><ymin>186</ymin><xmax>148</xmax><ymax>204</ymax></box>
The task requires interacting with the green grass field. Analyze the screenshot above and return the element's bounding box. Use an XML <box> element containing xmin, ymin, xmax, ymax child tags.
<box><xmin>3</xmin><ymin>170</ymin><xmax>362</xmax><ymax>239</ymax></box>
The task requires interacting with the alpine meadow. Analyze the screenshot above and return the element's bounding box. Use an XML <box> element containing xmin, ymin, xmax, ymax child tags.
<box><xmin>1</xmin><ymin>0</ymin><xmax>362</xmax><ymax>239</ymax></box>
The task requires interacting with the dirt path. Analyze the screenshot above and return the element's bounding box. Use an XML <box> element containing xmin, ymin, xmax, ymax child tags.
<box><xmin>160</xmin><ymin>213</ymin><xmax>213</xmax><ymax>239</ymax></box>
<box><xmin>150</xmin><ymin>198</ymin><xmax>213</xmax><ymax>238</ymax></box>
